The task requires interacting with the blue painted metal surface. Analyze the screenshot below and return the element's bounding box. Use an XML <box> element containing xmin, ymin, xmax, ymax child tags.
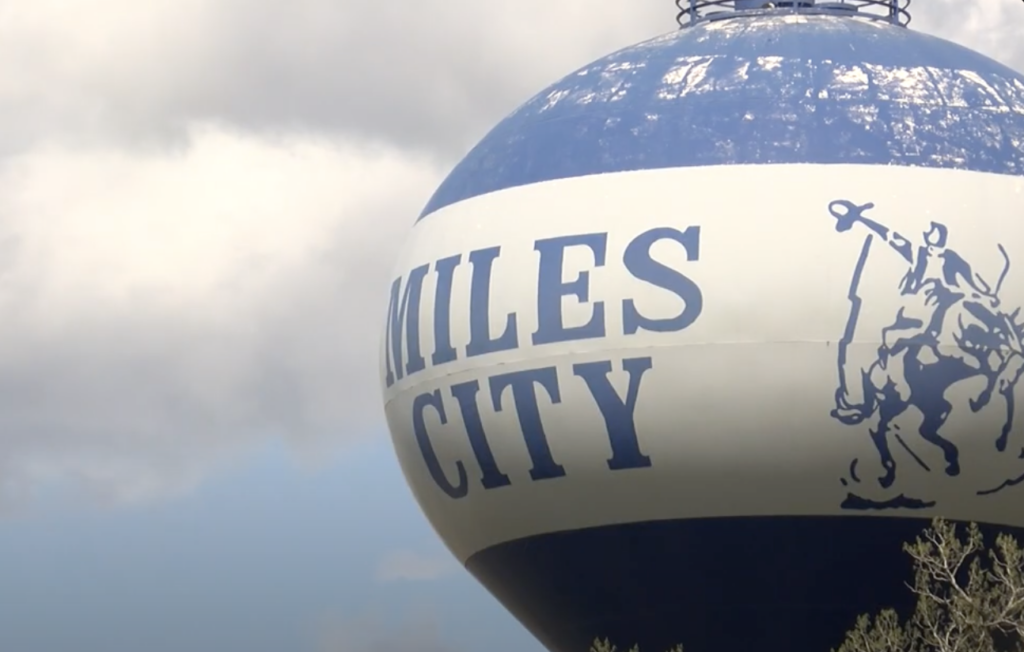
<box><xmin>465</xmin><ymin>516</ymin><xmax>1024</xmax><ymax>652</ymax></box>
<box><xmin>419</xmin><ymin>14</ymin><xmax>1024</xmax><ymax>220</ymax></box>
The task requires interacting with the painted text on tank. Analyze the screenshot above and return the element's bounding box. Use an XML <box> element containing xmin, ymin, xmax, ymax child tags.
<box><xmin>382</xmin><ymin>227</ymin><xmax>703</xmax><ymax>388</ymax></box>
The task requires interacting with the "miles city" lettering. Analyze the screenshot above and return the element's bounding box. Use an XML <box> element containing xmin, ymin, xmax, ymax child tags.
<box><xmin>383</xmin><ymin>226</ymin><xmax>704</xmax><ymax>498</ymax></box>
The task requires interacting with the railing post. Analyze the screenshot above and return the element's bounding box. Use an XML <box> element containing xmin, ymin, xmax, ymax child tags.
<box><xmin>690</xmin><ymin>0</ymin><xmax>697</xmax><ymax>26</ymax></box>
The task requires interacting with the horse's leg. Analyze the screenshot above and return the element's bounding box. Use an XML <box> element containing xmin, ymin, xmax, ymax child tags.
<box><xmin>869</xmin><ymin>400</ymin><xmax>901</xmax><ymax>489</ymax></box>
<box><xmin>996</xmin><ymin>388</ymin><xmax>1015</xmax><ymax>452</ymax></box>
<box><xmin>918</xmin><ymin>398</ymin><xmax>960</xmax><ymax>476</ymax></box>
<box><xmin>994</xmin><ymin>356</ymin><xmax>1024</xmax><ymax>452</ymax></box>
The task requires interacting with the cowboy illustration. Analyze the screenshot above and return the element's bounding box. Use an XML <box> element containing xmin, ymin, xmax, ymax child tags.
<box><xmin>828</xmin><ymin>199</ymin><xmax>1024</xmax><ymax>497</ymax></box>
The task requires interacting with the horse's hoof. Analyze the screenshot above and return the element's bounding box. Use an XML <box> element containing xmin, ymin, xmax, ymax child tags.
<box><xmin>946</xmin><ymin>461</ymin><xmax>961</xmax><ymax>477</ymax></box>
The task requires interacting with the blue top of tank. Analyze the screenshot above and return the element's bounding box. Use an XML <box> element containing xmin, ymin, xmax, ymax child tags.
<box><xmin>419</xmin><ymin>14</ymin><xmax>1024</xmax><ymax>220</ymax></box>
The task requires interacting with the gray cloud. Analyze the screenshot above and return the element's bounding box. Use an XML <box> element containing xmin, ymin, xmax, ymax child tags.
<box><xmin>913</xmin><ymin>1</ymin><xmax>1024</xmax><ymax>72</ymax></box>
<box><xmin>0</xmin><ymin>2</ymin><xmax>1018</xmax><ymax>161</ymax></box>
<box><xmin>0</xmin><ymin>0</ymin><xmax>665</xmax><ymax>161</ymax></box>
<box><xmin>3</xmin><ymin>1</ymin><xmax>1019</xmax><ymax>164</ymax></box>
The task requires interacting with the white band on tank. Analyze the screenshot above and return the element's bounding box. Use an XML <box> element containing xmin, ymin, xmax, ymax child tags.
<box><xmin>381</xmin><ymin>163</ymin><xmax>1024</xmax><ymax>562</ymax></box>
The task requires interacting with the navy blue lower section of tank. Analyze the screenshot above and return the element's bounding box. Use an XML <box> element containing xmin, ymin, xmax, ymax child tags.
<box><xmin>419</xmin><ymin>16</ymin><xmax>1024</xmax><ymax>221</ymax></box>
<box><xmin>464</xmin><ymin>515</ymin><xmax>1024</xmax><ymax>652</ymax></box>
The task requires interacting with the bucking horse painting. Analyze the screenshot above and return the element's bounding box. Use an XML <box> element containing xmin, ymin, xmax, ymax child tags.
<box><xmin>828</xmin><ymin>199</ymin><xmax>1024</xmax><ymax>509</ymax></box>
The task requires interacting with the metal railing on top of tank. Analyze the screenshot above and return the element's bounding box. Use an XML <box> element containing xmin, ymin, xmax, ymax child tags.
<box><xmin>675</xmin><ymin>0</ymin><xmax>911</xmax><ymax>29</ymax></box>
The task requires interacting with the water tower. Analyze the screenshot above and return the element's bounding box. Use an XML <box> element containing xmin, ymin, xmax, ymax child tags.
<box><xmin>380</xmin><ymin>1</ymin><xmax>1024</xmax><ymax>649</ymax></box>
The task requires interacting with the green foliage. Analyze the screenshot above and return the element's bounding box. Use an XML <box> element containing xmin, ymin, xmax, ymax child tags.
<box><xmin>589</xmin><ymin>637</ymin><xmax>683</xmax><ymax>652</ymax></box>
<box><xmin>835</xmin><ymin>518</ymin><xmax>1024</xmax><ymax>652</ymax></box>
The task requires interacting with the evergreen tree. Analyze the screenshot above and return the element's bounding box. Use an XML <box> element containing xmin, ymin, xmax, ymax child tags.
<box><xmin>836</xmin><ymin>519</ymin><xmax>1024</xmax><ymax>652</ymax></box>
<box><xmin>589</xmin><ymin>638</ymin><xmax>683</xmax><ymax>652</ymax></box>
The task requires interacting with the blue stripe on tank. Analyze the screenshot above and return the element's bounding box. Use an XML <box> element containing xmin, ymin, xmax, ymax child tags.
<box><xmin>464</xmin><ymin>515</ymin><xmax>1024</xmax><ymax>652</ymax></box>
<box><xmin>419</xmin><ymin>15</ymin><xmax>1024</xmax><ymax>221</ymax></box>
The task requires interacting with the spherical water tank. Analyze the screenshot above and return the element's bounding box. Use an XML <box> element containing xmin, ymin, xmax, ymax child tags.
<box><xmin>380</xmin><ymin>3</ymin><xmax>1024</xmax><ymax>650</ymax></box>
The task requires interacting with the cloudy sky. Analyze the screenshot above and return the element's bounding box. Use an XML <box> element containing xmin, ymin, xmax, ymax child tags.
<box><xmin>0</xmin><ymin>2</ymin><xmax>1020</xmax><ymax>651</ymax></box>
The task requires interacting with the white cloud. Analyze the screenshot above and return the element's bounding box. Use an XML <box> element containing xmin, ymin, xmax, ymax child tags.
<box><xmin>0</xmin><ymin>124</ymin><xmax>442</xmax><ymax>509</ymax></box>
<box><xmin>0</xmin><ymin>1</ymin><xmax>1017</xmax><ymax>162</ymax></box>
<box><xmin>375</xmin><ymin>550</ymin><xmax>458</xmax><ymax>582</ymax></box>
